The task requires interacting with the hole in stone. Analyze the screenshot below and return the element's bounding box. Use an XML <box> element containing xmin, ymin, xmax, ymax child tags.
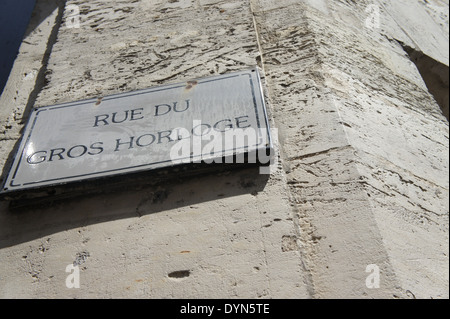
<box><xmin>168</xmin><ymin>270</ymin><xmax>190</xmax><ymax>279</ymax></box>
<box><xmin>401</xmin><ymin>42</ymin><xmax>449</xmax><ymax>121</ymax></box>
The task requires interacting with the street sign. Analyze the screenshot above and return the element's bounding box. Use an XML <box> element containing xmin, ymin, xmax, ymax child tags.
<box><xmin>1</xmin><ymin>68</ymin><xmax>272</xmax><ymax>200</ymax></box>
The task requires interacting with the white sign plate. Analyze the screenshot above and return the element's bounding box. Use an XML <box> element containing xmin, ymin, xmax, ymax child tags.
<box><xmin>1</xmin><ymin>68</ymin><xmax>271</xmax><ymax>197</ymax></box>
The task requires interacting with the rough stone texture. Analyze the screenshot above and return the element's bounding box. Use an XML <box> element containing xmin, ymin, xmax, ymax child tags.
<box><xmin>379</xmin><ymin>0</ymin><xmax>449</xmax><ymax>65</ymax></box>
<box><xmin>0</xmin><ymin>0</ymin><xmax>448</xmax><ymax>299</ymax></box>
<box><xmin>252</xmin><ymin>0</ymin><xmax>448</xmax><ymax>298</ymax></box>
<box><xmin>0</xmin><ymin>0</ymin><xmax>310</xmax><ymax>299</ymax></box>
<box><xmin>34</xmin><ymin>0</ymin><xmax>261</xmax><ymax>107</ymax></box>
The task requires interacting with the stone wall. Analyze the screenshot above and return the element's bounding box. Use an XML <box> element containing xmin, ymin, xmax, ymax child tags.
<box><xmin>0</xmin><ymin>0</ymin><xmax>448</xmax><ymax>299</ymax></box>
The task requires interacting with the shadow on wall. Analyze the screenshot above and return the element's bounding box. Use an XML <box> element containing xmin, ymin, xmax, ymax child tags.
<box><xmin>19</xmin><ymin>0</ymin><xmax>67</xmax><ymax>119</ymax></box>
<box><xmin>0</xmin><ymin>166</ymin><xmax>269</xmax><ymax>249</ymax></box>
<box><xmin>402</xmin><ymin>43</ymin><xmax>449</xmax><ymax>121</ymax></box>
